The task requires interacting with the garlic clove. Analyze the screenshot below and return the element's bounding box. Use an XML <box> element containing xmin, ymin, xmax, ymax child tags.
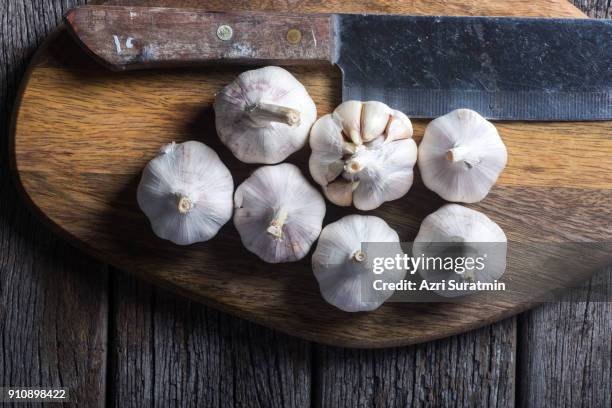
<box><xmin>385</xmin><ymin>110</ymin><xmax>414</xmax><ymax>143</ymax></box>
<box><xmin>312</xmin><ymin>215</ymin><xmax>406</xmax><ymax>312</ymax></box>
<box><xmin>309</xmin><ymin>153</ymin><xmax>345</xmax><ymax>185</ymax></box>
<box><xmin>308</xmin><ymin>114</ymin><xmax>346</xmax><ymax>185</ymax></box>
<box><xmin>333</xmin><ymin>100</ymin><xmax>363</xmax><ymax>145</ymax></box>
<box><xmin>352</xmin><ymin>182</ymin><xmax>384</xmax><ymax>211</ymax></box>
<box><xmin>324</xmin><ymin>180</ymin><xmax>355</xmax><ymax>207</ymax></box>
<box><xmin>413</xmin><ymin>204</ymin><xmax>507</xmax><ymax>298</ymax></box>
<box><xmin>214</xmin><ymin>66</ymin><xmax>317</xmax><ymax>164</ymax></box>
<box><xmin>234</xmin><ymin>163</ymin><xmax>326</xmax><ymax>263</ymax></box>
<box><xmin>361</xmin><ymin>101</ymin><xmax>392</xmax><ymax>142</ymax></box>
<box><xmin>309</xmin><ymin>100</ymin><xmax>417</xmax><ymax>210</ymax></box>
<box><xmin>309</xmin><ymin>114</ymin><xmax>345</xmax><ymax>154</ymax></box>
<box><xmin>137</xmin><ymin>141</ymin><xmax>233</xmax><ymax>245</ymax></box>
<box><xmin>418</xmin><ymin>109</ymin><xmax>507</xmax><ymax>203</ymax></box>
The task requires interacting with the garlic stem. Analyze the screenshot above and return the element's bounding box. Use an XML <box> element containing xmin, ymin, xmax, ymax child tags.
<box><xmin>446</xmin><ymin>145</ymin><xmax>480</xmax><ymax>167</ymax></box>
<box><xmin>266</xmin><ymin>208</ymin><xmax>288</xmax><ymax>238</ymax></box>
<box><xmin>177</xmin><ymin>195</ymin><xmax>193</xmax><ymax>214</ymax></box>
<box><xmin>344</xmin><ymin>145</ymin><xmax>369</xmax><ymax>176</ymax></box>
<box><xmin>351</xmin><ymin>249</ymin><xmax>366</xmax><ymax>262</ymax></box>
<box><xmin>345</xmin><ymin>158</ymin><xmax>364</xmax><ymax>174</ymax></box>
<box><xmin>246</xmin><ymin>102</ymin><xmax>301</xmax><ymax>126</ymax></box>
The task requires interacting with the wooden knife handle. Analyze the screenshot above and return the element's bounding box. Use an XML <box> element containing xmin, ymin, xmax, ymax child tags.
<box><xmin>64</xmin><ymin>6</ymin><xmax>335</xmax><ymax>71</ymax></box>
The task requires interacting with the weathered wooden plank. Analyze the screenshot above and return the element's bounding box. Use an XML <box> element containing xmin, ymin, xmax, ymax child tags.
<box><xmin>110</xmin><ymin>271</ymin><xmax>311</xmax><ymax>407</ymax></box>
<box><xmin>0</xmin><ymin>0</ymin><xmax>109</xmax><ymax>406</ymax></box>
<box><xmin>517</xmin><ymin>266</ymin><xmax>612</xmax><ymax>408</ymax></box>
<box><xmin>315</xmin><ymin>318</ymin><xmax>515</xmax><ymax>407</ymax></box>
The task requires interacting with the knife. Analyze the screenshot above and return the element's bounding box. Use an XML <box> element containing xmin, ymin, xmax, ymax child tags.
<box><xmin>64</xmin><ymin>6</ymin><xmax>612</xmax><ymax>121</ymax></box>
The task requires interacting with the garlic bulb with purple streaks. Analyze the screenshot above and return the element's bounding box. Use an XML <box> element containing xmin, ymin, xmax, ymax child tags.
<box><xmin>214</xmin><ymin>66</ymin><xmax>317</xmax><ymax>164</ymax></box>
<box><xmin>413</xmin><ymin>204</ymin><xmax>507</xmax><ymax>298</ymax></box>
<box><xmin>137</xmin><ymin>141</ymin><xmax>233</xmax><ymax>245</ymax></box>
<box><xmin>234</xmin><ymin>163</ymin><xmax>325</xmax><ymax>263</ymax></box>
<box><xmin>418</xmin><ymin>109</ymin><xmax>507</xmax><ymax>203</ymax></box>
<box><xmin>312</xmin><ymin>215</ymin><xmax>405</xmax><ymax>312</ymax></box>
<box><xmin>309</xmin><ymin>100</ymin><xmax>417</xmax><ymax>210</ymax></box>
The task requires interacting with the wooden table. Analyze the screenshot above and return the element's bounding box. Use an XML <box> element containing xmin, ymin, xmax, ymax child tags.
<box><xmin>0</xmin><ymin>1</ymin><xmax>610</xmax><ymax>406</ymax></box>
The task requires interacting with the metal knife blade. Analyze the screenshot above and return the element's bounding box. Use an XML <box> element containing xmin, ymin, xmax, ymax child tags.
<box><xmin>334</xmin><ymin>15</ymin><xmax>612</xmax><ymax>120</ymax></box>
<box><xmin>64</xmin><ymin>6</ymin><xmax>612</xmax><ymax>121</ymax></box>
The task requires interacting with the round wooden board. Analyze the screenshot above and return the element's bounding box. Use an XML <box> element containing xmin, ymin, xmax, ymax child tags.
<box><xmin>10</xmin><ymin>0</ymin><xmax>612</xmax><ymax>347</ymax></box>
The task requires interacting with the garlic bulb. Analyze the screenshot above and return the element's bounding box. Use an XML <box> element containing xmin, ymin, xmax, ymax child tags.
<box><xmin>312</xmin><ymin>215</ymin><xmax>406</xmax><ymax>312</ymax></box>
<box><xmin>214</xmin><ymin>66</ymin><xmax>317</xmax><ymax>164</ymax></box>
<box><xmin>418</xmin><ymin>109</ymin><xmax>507</xmax><ymax>203</ymax></box>
<box><xmin>137</xmin><ymin>141</ymin><xmax>233</xmax><ymax>245</ymax></box>
<box><xmin>309</xmin><ymin>100</ymin><xmax>417</xmax><ymax>210</ymax></box>
<box><xmin>413</xmin><ymin>204</ymin><xmax>507</xmax><ymax>298</ymax></box>
<box><xmin>234</xmin><ymin>163</ymin><xmax>325</xmax><ymax>263</ymax></box>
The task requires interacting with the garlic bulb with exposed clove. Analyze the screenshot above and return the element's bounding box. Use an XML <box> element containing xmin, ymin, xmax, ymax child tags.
<box><xmin>137</xmin><ymin>141</ymin><xmax>233</xmax><ymax>245</ymax></box>
<box><xmin>418</xmin><ymin>109</ymin><xmax>507</xmax><ymax>203</ymax></box>
<box><xmin>413</xmin><ymin>204</ymin><xmax>507</xmax><ymax>298</ymax></box>
<box><xmin>234</xmin><ymin>163</ymin><xmax>325</xmax><ymax>263</ymax></box>
<box><xmin>312</xmin><ymin>215</ymin><xmax>406</xmax><ymax>312</ymax></box>
<box><xmin>309</xmin><ymin>100</ymin><xmax>417</xmax><ymax>210</ymax></box>
<box><xmin>214</xmin><ymin>66</ymin><xmax>317</xmax><ymax>164</ymax></box>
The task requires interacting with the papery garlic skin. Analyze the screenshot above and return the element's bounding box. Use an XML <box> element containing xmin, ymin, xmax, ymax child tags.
<box><xmin>418</xmin><ymin>109</ymin><xmax>507</xmax><ymax>203</ymax></box>
<box><xmin>137</xmin><ymin>141</ymin><xmax>233</xmax><ymax>245</ymax></box>
<box><xmin>312</xmin><ymin>215</ymin><xmax>406</xmax><ymax>312</ymax></box>
<box><xmin>214</xmin><ymin>66</ymin><xmax>317</xmax><ymax>164</ymax></box>
<box><xmin>309</xmin><ymin>100</ymin><xmax>417</xmax><ymax>211</ymax></box>
<box><xmin>413</xmin><ymin>204</ymin><xmax>507</xmax><ymax>298</ymax></box>
<box><xmin>234</xmin><ymin>163</ymin><xmax>325</xmax><ymax>263</ymax></box>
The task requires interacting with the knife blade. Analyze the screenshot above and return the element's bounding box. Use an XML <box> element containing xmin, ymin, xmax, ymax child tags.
<box><xmin>64</xmin><ymin>6</ymin><xmax>612</xmax><ymax>121</ymax></box>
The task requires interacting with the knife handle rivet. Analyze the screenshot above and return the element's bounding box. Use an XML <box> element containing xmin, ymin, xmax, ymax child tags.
<box><xmin>286</xmin><ymin>28</ymin><xmax>302</xmax><ymax>44</ymax></box>
<box><xmin>216</xmin><ymin>24</ymin><xmax>233</xmax><ymax>41</ymax></box>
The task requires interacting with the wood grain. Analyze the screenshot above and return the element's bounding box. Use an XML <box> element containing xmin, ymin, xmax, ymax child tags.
<box><xmin>2</xmin><ymin>0</ymin><xmax>611</xmax><ymax>407</ymax></box>
<box><xmin>98</xmin><ymin>0</ymin><xmax>587</xmax><ymax>17</ymax></box>
<box><xmin>0</xmin><ymin>1</ymin><xmax>108</xmax><ymax>405</ymax></box>
<box><xmin>10</xmin><ymin>0</ymin><xmax>612</xmax><ymax>348</ymax></box>
<box><xmin>110</xmin><ymin>271</ymin><xmax>311</xmax><ymax>407</ymax></box>
<box><xmin>518</xmin><ymin>266</ymin><xmax>612</xmax><ymax>408</ymax></box>
<box><xmin>519</xmin><ymin>1</ymin><xmax>612</xmax><ymax>400</ymax></box>
<box><xmin>102</xmin><ymin>1</ymin><xmax>612</xmax><ymax>405</ymax></box>
<box><xmin>3</xmin><ymin>0</ymin><xmax>611</xmax><ymax>407</ymax></box>
<box><xmin>315</xmin><ymin>318</ymin><xmax>515</xmax><ymax>407</ymax></box>
<box><xmin>571</xmin><ymin>0</ymin><xmax>611</xmax><ymax>17</ymax></box>
<box><xmin>65</xmin><ymin>6</ymin><xmax>334</xmax><ymax>70</ymax></box>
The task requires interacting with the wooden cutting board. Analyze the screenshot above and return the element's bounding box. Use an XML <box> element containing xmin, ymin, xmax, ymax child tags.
<box><xmin>10</xmin><ymin>0</ymin><xmax>612</xmax><ymax>348</ymax></box>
